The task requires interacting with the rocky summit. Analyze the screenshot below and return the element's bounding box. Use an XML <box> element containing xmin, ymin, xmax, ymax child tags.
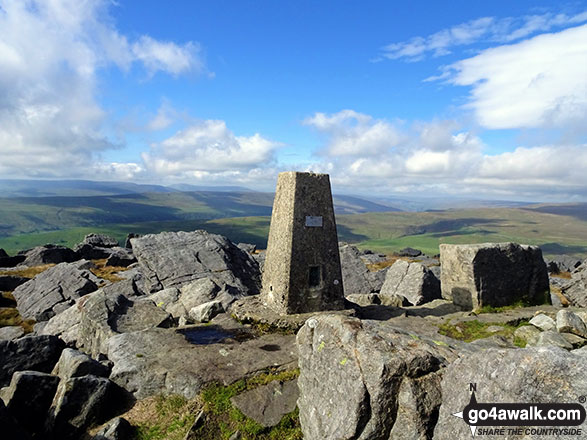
<box><xmin>0</xmin><ymin>232</ymin><xmax>586</xmax><ymax>439</ymax></box>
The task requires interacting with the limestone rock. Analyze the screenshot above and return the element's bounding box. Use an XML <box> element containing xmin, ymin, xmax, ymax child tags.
<box><xmin>0</xmin><ymin>254</ymin><xmax>26</xmax><ymax>268</ymax></box>
<box><xmin>529</xmin><ymin>313</ymin><xmax>556</xmax><ymax>331</ymax></box>
<box><xmin>339</xmin><ymin>243</ymin><xmax>387</xmax><ymax>295</ymax></box>
<box><xmin>556</xmin><ymin>309</ymin><xmax>587</xmax><ymax>338</ymax></box>
<box><xmin>345</xmin><ymin>292</ymin><xmax>407</xmax><ymax>307</ymax></box>
<box><xmin>513</xmin><ymin>325</ymin><xmax>541</xmax><ymax>346</ymax></box>
<box><xmin>108</xmin><ymin>327</ymin><xmax>297</xmax><ymax>399</ymax></box>
<box><xmin>52</xmin><ymin>348</ymin><xmax>110</xmax><ymax>380</ymax></box>
<box><xmin>397</xmin><ymin>247</ymin><xmax>422</xmax><ymax>257</ymax></box>
<box><xmin>545</xmin><ymin>255</ymin><xmax>582</xmax><ymax>273</ymax></box>
<box><xmin>439</xmin><ymin>242</ymin><xmax>549</xmax><ymax>309</ymax></box>
<box><xmin>0</xmin><ymin>371</ymin><xmax>59</xmax><ymax>435</ymax></box>
<box><xmin>380</xmin><ymin>259</ymin><xmax>441</xmax><ymax>306</ymax></box>
<box><xmin>230</xmin><ymin>379</ymin><xmax>298</xmax><ymax>427</ymax></box>
<box><xmin>237</xmin><ymin>243</ymin><xmax>256</xmax><ymax>254</ymax></box>
<box><xmin>0</xmin><ymin>398</ymin><xmax>30</xmax><ymax>440</ymax></box>
<box><xmin>48</xmin><ymin>375</ymin><xmax>116</xmax><ymax>439</ymax></box>
<box><xmin>0</xmin><ymin>335</ymin><xmax>65</xmax><ymax>386</ymax></box>
<box><xmin>296</xmin><ymin>314</ymin><xmax>461</xmax><ymax>440</ymax></box>
<box><xmin>37</xmin><ymin>301</ymin><xmax>83</xmax><ymax>345</ymax></box>
<box><xmin>0</xmin><ymin>275</ymin><xmax>29</xmax><ymax>291</ymax></box>
<box><xmin>104</xmin><ymin>247</ymin><xmax>137</xmax><ymax>267</ymax></box>
<box><xmin>561</xmin><ymin>260</ymin><xmax>587</xmax><ymax>307</ymax></box>
<box><xmin>561</xmin><ymin>332</ymin><xmax>587</xmax><ymax>349</ymax></box>
<box><xmin>533</xmin><ymin>330</ymin><xmax>574</xmax><ymax>350</ymax></box>
<box><xmin>131</xmin><ymin>230</ymin><xmax>261</xmax><ymax>294</ymax></box>
<box><xmin>20</xmin><ymin>244</ymin><xmax>78</xmax><ymax>266</ymax></box>
<box><xmin>13</xmin><ymin>261</ymin><xmax>100</xmax><ymax>321</ymax></box>
<box><xmin>0</xmin><ymin>326</ymin><xmax>24</xmax><ymax>341</ymax></box>
<box><xmin>188</xmin><ymin>300</ymin><xmax>224</xmax><ymax>323</ymax></box>
<box><xmin>76</xmin><ymin>234</ymin><xmax>119</xmax><ymax>248</ymax></box>
<box><xmin>93</xmin><ymin>417</ymin><xmax>133</xmax><ymax>440</ymax></box>
<box><xmin>78</xmin><ymin>289</ymin><xmax>172</xmax><ymax>357</ymax></box>
<box><xmin>434</xmin><ymin>347</ymin><xmax>587</xmax><ymax>439</ymax></box>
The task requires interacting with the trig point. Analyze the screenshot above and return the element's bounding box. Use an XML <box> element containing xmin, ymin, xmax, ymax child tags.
<box><xmin>261</xmin><ymin>171</ymin><xmax>345</xmax><ymax>314</ymax></box>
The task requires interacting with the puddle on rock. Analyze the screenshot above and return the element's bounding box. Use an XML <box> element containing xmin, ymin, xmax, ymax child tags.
<box><xmin>178</xmin><ymin>325</ymin><xmax>255</xmax><ymax>345</ymax></box>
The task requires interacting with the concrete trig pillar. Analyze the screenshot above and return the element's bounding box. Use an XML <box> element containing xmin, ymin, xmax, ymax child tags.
<box><xmin>261</xmin><ymin>171</ymin><xmax>345</xmax><ymax>314</ymax></box>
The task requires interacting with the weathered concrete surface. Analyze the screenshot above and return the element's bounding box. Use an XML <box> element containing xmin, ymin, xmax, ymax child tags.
<box><xmin>296</xmin><ymin>314</ymin><xmax>464</xmax><ymax>440</ymax></box>
<box><xmin>131</xmin><ymin>230</ymin><xmax>261</xmax><ymax>294</ymax></box>
<box><xmin>231</xmin><ymin>294</ymin><xmax>356</xmax><ymax>333</ymax></box>
<box><xmin>261</xmin><ymin>172</ymin><xmax>345</xmax><ymax>314</ymax></box>
<box><xmin>434</xmin><ymin>347</ymin><xmax>587</xmax><ymax>440</ymax></box>
<box><xmin>108</xmin><ymin>322</ymin><xmax>298</xmax><ymax>399</ymax></box>
<box><xmin>439</xmin><ymin>242</ymin><xmax>549</xmax><ymax>309</ymax></box>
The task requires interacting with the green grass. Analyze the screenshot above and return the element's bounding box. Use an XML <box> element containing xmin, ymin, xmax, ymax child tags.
<box><xmin>438</xmin><ymin>319</ymin><xmax>529</xmax><ymax>343</ymax></box>
<box><xmin>133</xmin><ymin>394</ymin><xmax>200</xmax><ymax>440</ymax></box>
<box><xmin>1</xmin><ymin>198</ymin><xmax>586</xmax><ymax>258</ymax></box>
<box><xmin>196</xmin><ymin>369</ymin><xmax>302</xmax><ymax>440</ymax></box>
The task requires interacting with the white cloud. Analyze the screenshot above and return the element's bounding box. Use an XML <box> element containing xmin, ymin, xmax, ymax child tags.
<box><xmin>380</xmin><ymin>10</ymin><xmax>587</xmax><ymax>61</ymax></box>
<box><xmin>143</xmin><ymin>120</ymin><xmax>282</xmax><ymax>178</ymax></box>
<box><xmin>302</xmin><ymin>109</ymin><xmax>585</xmax><ymax>200</ymax></box>
<box><xmin>0</xmin><ymin>0</ymin><xmax>206</xmax><ymax>178</ymax></box>
<box><xmin>132</xmin><ymin>36</ymin><xmax>203</xmax><ymax>77</ymax></box>
<box><xmin>303</xmin><ymin>110</ymin><xmax>404</xmax><ymax>156</ymax></box>
<box><xmin>443</xmin><ymin>24</ymin><xmax>587</xmax><ymax>129</ymax></box>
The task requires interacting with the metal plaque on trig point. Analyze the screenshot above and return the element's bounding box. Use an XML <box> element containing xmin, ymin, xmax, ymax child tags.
<box><xmin>305</xmin><ymin>216</ymin><xmax>323</xmax><ymax>227</ymax></box>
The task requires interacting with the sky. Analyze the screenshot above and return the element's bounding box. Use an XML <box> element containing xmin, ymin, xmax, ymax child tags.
<box><xmin>0</xmin><ymin>0</ymin><xmax>586</xmax><ymax>202</ymax></box>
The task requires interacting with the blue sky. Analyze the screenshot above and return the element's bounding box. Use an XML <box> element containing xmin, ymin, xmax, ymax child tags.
<box><xmin>0</xmin><ymin>0</ymin><xmax>586</xmax><ymax>201</ymax></box>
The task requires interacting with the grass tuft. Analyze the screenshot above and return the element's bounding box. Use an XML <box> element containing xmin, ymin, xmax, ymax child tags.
<box><xmin>0</xmin><ymin>264</ymin><xmax>55</xmax><ymax>278</ymax></box>
<box><xmin>196</xmin><ymin>369</ymin><xmax>302</xmax><ymax>440</ymax></box>
<box><xmin>89</xmin><ymin>259</ymin><xmax>128</xmax><ymax>283</ymax></box>
<box><xmin>438</xmin><ymin>319</ymin><xmax>529</xmax><ymax>343</ymax></box>
<box><xmin>0</xmin><ymin>306</ymin><xmax>35</xmax><ymax>333</ymax></box>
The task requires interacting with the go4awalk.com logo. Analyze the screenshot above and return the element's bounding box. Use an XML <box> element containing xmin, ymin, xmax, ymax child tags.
<box><xmin>452</xmin><ymin>383</ymin><xmax>587</xmax><ymax>437</ymax></box>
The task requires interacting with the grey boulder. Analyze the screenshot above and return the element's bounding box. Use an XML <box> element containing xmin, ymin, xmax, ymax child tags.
<box><xmin>93</xmin><ymin>417</ymin><xmax>133</xmax><ymax>440</ymax></box>
<box><xmin>556</xmin><ymin>309</ymin><xmax>587</xmax><ymax>338</ymax></box>
<box><xmin>561</xmin><ymin>260</ymin><xmax>587</xmax><ymax>307</ymax></box>
<box><xmin>529</xmin><ymin>313</ymin><xmax>556</xmax><ymax>331</ymax></box>
<box><xmin>434</xmin><ymin>347</ymin><xmax>587</xmax><ymax>439</ymax></box>
<box><xmin>0</xmin><ymin>275</ymin><xmax>29</xmax><ymax>292</ymax></box>
<box><xmin>0</xmin><ymin>326</ymin><xmax>25</xmax><ymax>341</ymax></box>
<box><xmin>339</xmin><ymin>243</ymin><xmax>387</xmax><ymax>295</ymax></box>
<box><xmin>296</xmin><ymin>314</ymin><xmax>461</xmax><ymax>440</ymax></box>
<box><xmin>440</xmin><ymin>242</ymin><xmax>549</xmax><ymax>309</ymax></box>
<box><xmin>0</xmin><ymin>370</ymin><xmax>60</xmax><ymax>436</ymax></box>
<box><xmin>13</xmin><ymin>261</ymin><xmax>100</xmax><ymax>321</ymax></box>
<box><xmin>0</xmin><ymin>335</ymin><xmax>65</xmax><ymax>386</ymax></box>
<box><xmin>379</xmin><ymin>259</ymin><xmax>441</xmax><ymax>306</ymax></box>
<box><xmin>78</xmin><ymin>289</ymin><xmax>172</xmax><ymax>357</ymax></box>
<box><xmin>19</xmin><ymin>244</ymin><xmax>78</xmax><ymax>266</ymax></box>
<box><xmin>52</xmin><ymin>348</ymin><xmax>110</xmax><ymax>380</ymax></box>
<box><xmin>131</xmin><ymin>230</ymin><xmax>261</xmax><ymax>294</ymax></box>
<box><xmin>47</xmin><ymin>375</ymin><xmax>118</xmax><ymax>439</ymax></box>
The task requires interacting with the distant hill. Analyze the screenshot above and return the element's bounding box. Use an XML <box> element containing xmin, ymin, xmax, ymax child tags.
<box><xmin>168</xmin><ymin>183</ymin><xmax>253</xmax><ymax>192</ymax></box>
<box><xmin>0</xmin><ymin>189</ymin><xmax>400</xmax><ymax>239</ymax></box>
<box><xmin>523</xmin><ymin>203</ymin><xmax>587</xmax><ymax>222</ymax></box>
<box><xmin>0</xmin><ymin>179</ymin><xmax>177</xmax><ymax>198</ymax></box>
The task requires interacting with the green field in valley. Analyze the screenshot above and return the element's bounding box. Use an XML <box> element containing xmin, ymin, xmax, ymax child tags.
<box><xmin>2</xmin><ymin>204</ymin><xmax>585</xmax><ymax>259</ymax></box>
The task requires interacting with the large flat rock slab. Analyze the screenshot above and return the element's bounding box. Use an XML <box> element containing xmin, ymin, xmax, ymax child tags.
<box><xmin>107</xmin><ymin>323</ymin><xmax>297</xmax><ymax>399</ymax></box>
